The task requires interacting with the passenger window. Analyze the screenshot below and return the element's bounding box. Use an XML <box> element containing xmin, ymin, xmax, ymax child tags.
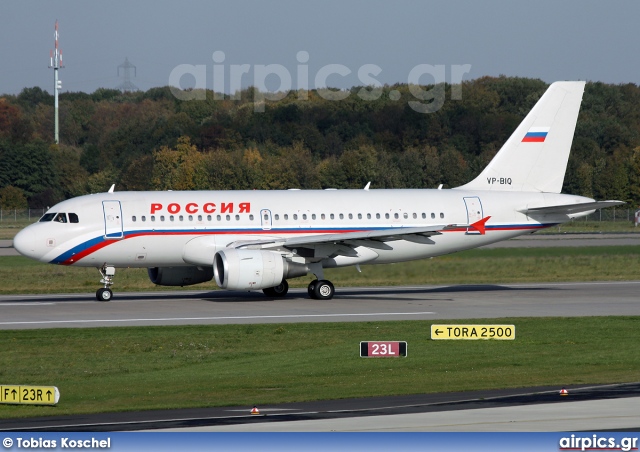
<box><xmin>170</xmin><ymin>215</ymin><xmax>175</xmax><ymax>221</ymax></box>
<box><xmin>413</xmin><ymin>213</ymin><xmax>417</xmax><ymax>219</ymax></box>
<box><xmin>358</xmin><ymin>213</ymin><xmax>362</xmax><ymax>219</ymax></box>
<box><xmin>235</xmin><ymin>215</ymin><xmax>240</xmax><ymax>221</ymax></box>
<box><xmin>321</xmin><ymin>214</ymin><xmax>325</xmax><ymax>220</ymax></box>
<box><xmin>207</xmin><ymin>215</ymin><xmax>212</xmax><ymax>221</ymax></box>
<box><xmin>132</xmin><ymin>216</ymin><xmax>137</xmax><ymax>222</ymax></box>
<box><xmin>151</xmin><ymin>216</ymin><xmax>156</xmax><ymax>222</ymax></box>
<box><xmin>217</xmin><ymin>215</ymin><xmax>221</xmax><ymax>221</ymax></box>
<box><xmin>312</xmin><ymin>214</ymin><xmax>316</xmax><ymax>220</ymax></box>
<box><xmin>226</xmin><ymin>215</ymin><xmax>230</xmax><ymax>221</ymax></box>
<box><xmin>339</xmin><ymin>214</ymin><xmax>344</xmax><ymax>220</ymax></box>
<box><xmin>179</xmin><ymin>215</ymin><xmax>184</xmax><ymax>221</ymax></box>
<box><xmin>69</xmin><ymin>213</ymin><xmax>79</xmax><ymax>223</ymax></box>
<box><xmin>302</xmin><ymin>214</ymin><xmax>307</xmax><ymax>220</ymax></box>
<box><xmin>284</xmin><ymin>214</ymin><xmax>289</xmax><ymax>220</ymax></box>
<box><xmin>431</xmin><ymin>213</ymin><xmax>435</xmax><ymax>219</ymax></box>
<box><xmin>385</xmin><ymin>213</ymin><xmax>390</xmax><ymax>219</ymax></box>
<box><xmin>198</xmin><ymin>215</ymin><xmax>202</xmax><ymax>221</ymax></box>
<box><xmin>348</xmin><ymin>213</ymin><xmax>353</xmax><ymax>219</ymax></box>
<box><xmin>251</xmin><ymin>214</ymin><xmax>255</xmax><ymax>221</ymax></box>
<box><xmin>54</xmin><ymin>213</ymin><xmax>67</xmax><ymax>223</ymax></box>
<box><xmin>440</xmin><ymin>212</ymin><xmax>445</xmax><ymax>219</ymax></box>
<box><xmin>404</xmin><ymin>213</ymin><xmax>408</xmax><ymax>219</ymax></box>
<box><xmin>376</xmin><ymin>213</ymin><xmax>380</xmax><ymax>219</ymax></box>
<box><xmin>330</xmin><ymin>214</ymin><xmax>334</xmax><ymax>220</ymax></box>
<box><xmin>422</xmin><ymin>213</ymin><xmax>426</xmax><ymax>219</ymax></box>
<box><xmin>367</xmin><ymin>213</ymin><xmax>371</xmax><ymax>219</ymax></box>
<box><xmin>293</xmin><ymin>214</ymin><xmax>298</xmax><ymax>220</ymax></box>
<box><xmin>142</xmin><ymin>216</ymin><xmax>146</xmax><ymax>222</ymax></box>
<box><xmin>188</xmin><ymin>215</ymin><xmax>193</xmax><ymax>221</ymax></box>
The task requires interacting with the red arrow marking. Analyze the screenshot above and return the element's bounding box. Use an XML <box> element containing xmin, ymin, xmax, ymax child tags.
<box><xmin>470</xmin><ymin>216</ymin><xmax>491</xmax><ymax>235</ymax></box>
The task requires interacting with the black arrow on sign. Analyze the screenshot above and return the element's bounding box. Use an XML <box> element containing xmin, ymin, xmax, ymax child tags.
<box><xmin>11</xmin><ymin>389</ymin><xmax>17</xmax><ymax>399</ymax></box>
<box><xmin>46</xmin><ymin>390</ymin><xmax>52</xmax><ymax>401</ymax></box>
<box><xmin>434</xmin><ymin>329</ymin><xmax>443</xmax><ymax>335</ymax></box>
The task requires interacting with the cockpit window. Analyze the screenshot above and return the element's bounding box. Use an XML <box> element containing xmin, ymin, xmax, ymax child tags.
<box><xmin>39</xmin><ymin>213</ymin><xmax>56</xmax><ymax>222</ymax></box>
<box><xmin>69</xmin><ymin>213</ymin><xmax>79</xmax><ymax>223</ymax></box>
<box><xmin>53</xmin><ymin>213</ymin><xmax>68</xmax><ymax>223</ymax></box>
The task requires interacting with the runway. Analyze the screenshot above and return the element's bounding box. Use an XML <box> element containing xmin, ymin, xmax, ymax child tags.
<box><xmin>2</xmin><ymin>237</ymin><xmax>639</xmax><ymax>431</ymax></box>
<box><xmin>1</xmin><ymin>280</ymin><xmax>640</xmax><ymax>329</ymax></box>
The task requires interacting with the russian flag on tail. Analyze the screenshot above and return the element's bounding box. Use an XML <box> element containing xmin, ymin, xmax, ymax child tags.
<box><xmin>522</xmin><ymin>127</ymin><xmax>550</xmax><ymax>143</ymax></box>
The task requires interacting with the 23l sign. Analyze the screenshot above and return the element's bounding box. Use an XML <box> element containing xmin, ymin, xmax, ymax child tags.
<box><xmin>360</xmin><ymin>341</ymin><xmax>407</xmax><ymax>358</ymax></box>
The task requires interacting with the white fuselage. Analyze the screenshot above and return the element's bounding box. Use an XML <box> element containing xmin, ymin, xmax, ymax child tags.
<box><xmin>14</xmin><ymin>188</ymin><xmax>592</xmax><ymax>269</ymax></box>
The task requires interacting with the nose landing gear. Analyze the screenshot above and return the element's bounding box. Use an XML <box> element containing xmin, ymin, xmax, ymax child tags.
<box><xmin>96</xmin><ymin>265</ymin><xmax>115</xmax><ymax>301</ymax></box>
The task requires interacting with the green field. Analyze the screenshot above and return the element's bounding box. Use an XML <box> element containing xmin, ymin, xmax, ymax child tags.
<box><xmin>1</xmin><ymin>317</ymin><xmax>639</xmax><ymax>419</ymax></box>
<box><xmin>1</xmin><ymin>245</ymin><xmax>639</xmax><ymax>295</ymax></box>
<box><xmin>1</xmin><ymin>241</ymin><xmax>639</xmax><ymax>420</ymax></box>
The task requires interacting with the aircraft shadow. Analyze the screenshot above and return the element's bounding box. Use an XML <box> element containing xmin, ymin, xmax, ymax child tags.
<box><xmin>0</xmin><ymin>284</ymin><xmax>554</xmax><ymax>304</ymax></box>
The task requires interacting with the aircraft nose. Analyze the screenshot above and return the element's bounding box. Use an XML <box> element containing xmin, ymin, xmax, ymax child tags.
<box><xmin>13</xmin><ymin>228</ymin><xmax>40</xmax><ymax>260</ymax></box>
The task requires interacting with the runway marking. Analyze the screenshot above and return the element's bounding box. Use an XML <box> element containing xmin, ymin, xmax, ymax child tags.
<box><xmin>0</xmin><ymin>311</ymin><xmax>435</xmax><ymax>326</ymax></box>
<box><xmin>0</xmin><ymin>303</ymin><xmax>54</xmax><ymax>306</ymax></box>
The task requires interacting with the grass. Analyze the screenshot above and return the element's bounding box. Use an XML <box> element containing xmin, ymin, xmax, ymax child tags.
<box><xmin>1</xmin><ymin>246</ymin><xmax>640</xmax><ymax>295</ymax></box>
<box><xmin>0</xmin><ymin>317</ymin><xmax>639</xmax><ymax>419</ymax></box>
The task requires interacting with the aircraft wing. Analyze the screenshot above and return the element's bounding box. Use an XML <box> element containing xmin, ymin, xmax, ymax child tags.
<box><xmin>520</xmin><ymin>200</ymin><xmax>625</xmax><ymax>215</ymax></box>
<box><xmin>228</xmin><ymin>224</ymin><xmax>455</xmax><ymax>252</ymax></box>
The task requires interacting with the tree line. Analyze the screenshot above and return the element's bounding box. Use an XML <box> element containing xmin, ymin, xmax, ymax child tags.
<box><xmin>1</xmin><ymin>76</ymin><xmax>639</xmax><ymax>209</ymax></box>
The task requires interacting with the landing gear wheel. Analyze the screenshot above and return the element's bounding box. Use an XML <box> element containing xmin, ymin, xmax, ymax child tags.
<box><xmin>263</xmin><ymin>280</ymin><xmax>289</xmax><ymax>297</ymax></box>
<box><xmin>96</xmin><ymin>288</ymin><xmax>113</xmax><ymax>302</ymax></box>
<box><xmin>313</xmin><ymin>280</ymin><xmax>335</xmax><ymax>300</ymax></box>
<box><xmin>308</xmin><ymin>280</ymin><xmax>318</xmax><ymax>299</ymax></box>
<box><xmin>96</xmin><ymin>265</ymin><xmax>116</xmax><ymax>302</ymax></box>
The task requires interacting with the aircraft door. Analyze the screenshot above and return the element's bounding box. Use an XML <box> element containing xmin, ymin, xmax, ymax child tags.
<box><xmin>103</xmin><ymin>200</ymin><xmax>124</xmax><ymax>239</ymax></box>
<box><xmin>463</xmin><ymin>196</ymin><xmax>483</xmax><ymax>235</ymax></box>
<box><xmin>260</xmin><ymin>209</ymin><xmax>272</xmax><ymax>230</ymax></box>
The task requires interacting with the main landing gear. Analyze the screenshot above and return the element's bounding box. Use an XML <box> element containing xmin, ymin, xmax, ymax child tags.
<box><xmin>96</xmin><ymin>265</ymin><xmax>115</xmax><ymax>302</ymax></box>
<box><xmin>262</xmin><ymin>280</ymin><xmax>289</xmax><ymax>297</ymax></box>
<box><xmin>261</xmin><ymin>278</ymin><xmax>336</xmax><ymax>300</ymax></box>
<box><xmin>307</xmin><ymin>279</ymin><xmax>335</xmax><ymax>300</ymax></box>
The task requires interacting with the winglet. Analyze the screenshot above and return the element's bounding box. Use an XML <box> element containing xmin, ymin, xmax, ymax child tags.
<box><xmin>108</xmin><ymin>184</ymin><xmax>115</xmax><ymax>193</ymax></box>
<box><xmin>470</xmin><ymin>216</ymin><xmax>491</xmax><ymax>235</ymax></box>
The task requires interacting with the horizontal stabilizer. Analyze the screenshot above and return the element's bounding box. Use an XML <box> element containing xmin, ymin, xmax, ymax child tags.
<box><xmin>519</xmin><ymin>200</ymin><xmax>625</xmax><ymax>215</ymax></box>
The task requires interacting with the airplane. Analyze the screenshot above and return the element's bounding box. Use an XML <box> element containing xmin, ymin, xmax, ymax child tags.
<box><xmin>13</xmin><ymin>81</ymin><xmax>623</xmax><ymax>302</ymax></box>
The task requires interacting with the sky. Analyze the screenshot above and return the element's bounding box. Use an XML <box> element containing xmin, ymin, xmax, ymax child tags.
<box><xmin>0</xmin><ymin>0</ymin><xmax>639</xmax><ymax>96</ymax></box>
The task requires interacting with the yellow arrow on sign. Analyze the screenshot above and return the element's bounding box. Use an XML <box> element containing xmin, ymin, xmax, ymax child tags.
<box><xmin>1</xmin><ymin>385</ymin><xmax>60</xmax><ymax>405</ymax></box>
<box><xmin>431</xmin><ymin>324</ymin><xmax>515</xmax><ymax>340</ymax></box>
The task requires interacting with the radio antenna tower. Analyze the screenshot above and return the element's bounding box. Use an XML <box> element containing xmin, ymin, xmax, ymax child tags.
<box><xmin>117</xmin><ymin>57</ymin><xmax>138</xmax><ymax>92</ymax></box>
<box><xmin>48</xmin><ymin>20</ymin><xmax>63</xmax><ymax>144</ymax></box>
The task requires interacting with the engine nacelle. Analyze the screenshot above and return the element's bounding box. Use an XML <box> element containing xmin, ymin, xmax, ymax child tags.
<box><xmin>148</xmin><ymin>266</ymin><xmax>214</xmax><ymax>286</ymax></box>
<box><xmin>214</xmin><ymin>249</ymin><xmax>296</xmax><ymax>290</ymax></box>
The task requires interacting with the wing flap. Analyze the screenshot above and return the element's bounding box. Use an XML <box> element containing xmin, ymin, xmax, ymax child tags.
<box><xmin>228</xmin><ymin>224</ymin><xmax>454</xmax><ymax>252</ymax></box>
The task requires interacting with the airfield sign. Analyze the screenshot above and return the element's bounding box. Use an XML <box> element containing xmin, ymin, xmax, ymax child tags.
<box><xmin>0</xmin><ymin>385</ymin><xmax>60</xmax><ymax>405</ymax></box>
<box><xmin>431</xmin><ymin>325</ymin><xmax>515</xmax><ymax>340</ymax></box>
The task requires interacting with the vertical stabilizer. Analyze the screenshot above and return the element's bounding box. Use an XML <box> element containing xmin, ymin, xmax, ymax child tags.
<box><xmin>456</xmin><ymin>81</ymin><xmax>585</xmax><ymax>193</ymax></box>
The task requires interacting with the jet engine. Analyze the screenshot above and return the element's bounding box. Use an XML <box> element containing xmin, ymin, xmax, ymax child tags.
<box><xmin>214</xmin><ymin>249</ymin><xmax>307</xmax><ymax>290</ymax></box>
<box><xmin>148</xmin><ymin>266</ymin><xmax>214</xmax><ymax>286</ymax></box>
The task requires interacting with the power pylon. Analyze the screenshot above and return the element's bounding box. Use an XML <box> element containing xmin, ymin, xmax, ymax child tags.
<box><xmin>117</xmin><ymin>57</ymin><xmax>138</xmax><ymax>92</ymax></box>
